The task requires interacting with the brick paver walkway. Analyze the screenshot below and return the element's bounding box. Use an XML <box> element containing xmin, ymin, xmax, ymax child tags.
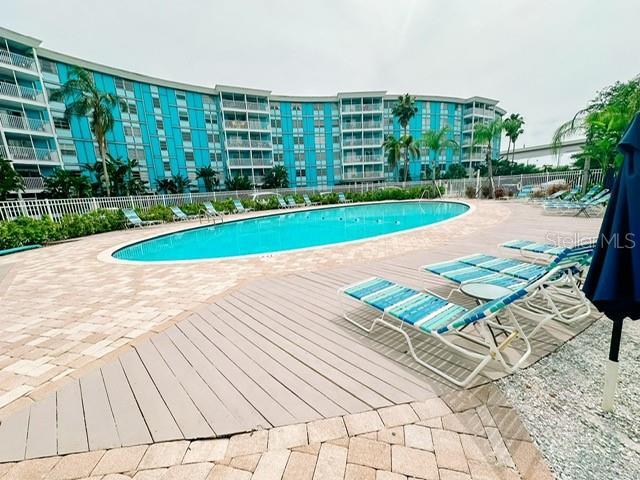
<box><xmin>0</xmin><ymin>384</ymin><xmax>553</xmax><ymax>480</ymax></box>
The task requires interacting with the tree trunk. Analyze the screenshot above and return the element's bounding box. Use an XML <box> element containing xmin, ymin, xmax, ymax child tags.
<box><xmin>99</xmin><ymin>137</ymin><xmax>111</xmax><ymax>197</ymax></box>
<box><xmin>581</xmin><ymin>157</ymin><xmax>591</xmax><ymax>195</ymax></box>
<box><xmin>486</xmin><ymin>143</ymin><xmax>494</xmax><ymax>199</ymax></box>
<box><xmin>402</xmin><ymin>126</ymin><xmax>409</xmax><ymax>185</ymax></box>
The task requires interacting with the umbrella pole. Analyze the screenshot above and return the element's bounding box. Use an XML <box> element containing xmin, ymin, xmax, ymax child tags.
<box><xmin>602</xmin><ymin>318</ymin><xmax>624</xmax><ymax>412</ymax></box>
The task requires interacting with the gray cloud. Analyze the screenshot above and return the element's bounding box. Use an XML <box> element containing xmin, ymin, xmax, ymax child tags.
<box><xmin>4</xmin><ymin>0</ymin><xmax>639</xmax><ymax>146</ymax></box>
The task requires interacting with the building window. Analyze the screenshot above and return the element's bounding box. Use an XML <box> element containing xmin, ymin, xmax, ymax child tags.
<box><xmin>185</xmin><ymin>151</ymin><xmax>194</xmax><ymax>162</ymax></box>
<box><xmin>156</xmin><ymin>119</ymin><xmax>164</xmax><ymax>131</ymax></box>
<box><xmin>40</xmin><ymin>59</ymin><xmax>57</xmax><ymax>75</ymax></box>
<box><xmin>182</xmin><ymin>131</ymin><xmax>191</xmax><ymax>142</ymax></box>
<box><xmin>152</xmin><ymin>97</ymin><xmax>161</xmax><ymax>109</ymax></box>
<box><xmin>179</xmin><ymin>110</ymin><xmax>189</xmax><ymax>122</ymax></box>
<box><xmin>53</xmin><ymin>116</ymin><xmax>70</xmax><ymax>130</ymax></box>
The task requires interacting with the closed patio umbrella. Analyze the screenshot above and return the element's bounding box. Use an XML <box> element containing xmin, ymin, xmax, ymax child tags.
<box><xmin>583</xmin><ymin>113</ymin><xmax>640</xmax><ymax>411</ymax></box>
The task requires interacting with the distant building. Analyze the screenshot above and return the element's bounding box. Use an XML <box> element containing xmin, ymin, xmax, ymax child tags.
<box><xmin>0</xmin><ymin>26</ymin><xmax>504</xmax><ymax>195</ymax></box>
<box><xmin>501</xmin><ymin>138</ymin><xmax>585</xmax><ymax>169</ymax></box>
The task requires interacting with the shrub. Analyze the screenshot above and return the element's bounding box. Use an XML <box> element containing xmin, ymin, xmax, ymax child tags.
<box><xmin>530</xmin><ymin>189</ymin><xmax>546</xmax><ymax>198</ymax></box>
<box><xmin>465</xmin><ymin>186</ymin><xmax>476</xmax><ymax>199</ymax></box>
<box><xmin>494</xmin><ymin>187</ymin><xmax>505</xmax><ymax>199</ymax></box>
<box><xmin>546</xmin><ymin>183</ymin><xmax>568</xmax><ymax>196</ymax></box>
<box><xmin>480</xmin><ymin>185</ymin><xmax>492</xmax><ymax>198</ymax></box>
<box><xmin>137</xmin><ymin>205</ymin><xmax>173</xmax><ymax>223</ymax></box>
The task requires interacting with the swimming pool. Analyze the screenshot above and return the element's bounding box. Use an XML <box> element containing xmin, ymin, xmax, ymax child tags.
<box><xmin>113</xmin><ymin>201</ymin><xmax>469</xmax><ymax>262</ymax></box>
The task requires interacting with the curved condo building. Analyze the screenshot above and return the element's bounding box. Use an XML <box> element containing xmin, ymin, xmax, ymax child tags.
<box><xmin>0</xmin><ymin>27</ymin><xmax>504</xmax><ymax>195</ymax></box>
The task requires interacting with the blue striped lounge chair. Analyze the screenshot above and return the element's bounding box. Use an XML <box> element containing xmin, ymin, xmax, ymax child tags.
<box><xmin>170</xmin><ymin>206</ymin><xmax>195</xmax><ymax>221</ymax></box>
<box><xmin>338</xmin><ymin>192</ymin><xmax>353</xmax><ymax>204</ymax></box>
<box><xmin>542</xmin><ymin>190</ymin><xmax>609</xmax><ymax>216</ymax></box>
<box><xmin>303</xmin><ymin>194</ymin><xmax>319</xmax><ymax>206</ymax></box>
<box><xmin>122</xmin><ymin>208</ymin><xmax>162</xmax><ymax>228</ymax></box>
<box><xmin>233</xmin><ymin>199</ymin><xmax>253</xmax><ymax>213</ymax></box>
<box><xmin>277</xmin><ymin>196</ymin><xmax>291</xmax><ymax>209</ymax></box>
<box><xmin>286</xmin><ymin>196</ymin><xmax>301</xmax><ymax>208</ymax></box>
<box><xmin>202</xmin><ymin>201</ymin><xmax>225</xmax><ymax>219</ymax></box>
<box><xmin>339</xmin><ymin>277</ymin><xmax>532</xmax><ymax>387</ymax></box>
<box><xmin>422</xmin><ymin>245</ymin><xmax>594</xmax><ymax>331</ymax></box>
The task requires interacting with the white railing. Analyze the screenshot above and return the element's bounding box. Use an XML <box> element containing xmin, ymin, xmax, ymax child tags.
<box><xmin>440</xmin><ymin>169</ymin><xmax>604</xmax><ymax>197</ymax></box>
<box><xmin>341</xmin><ymin>104</ymin><xmax>383</xmax><ymax>113</ymax></box>
<box><xmin>228</xmin><ymin>158</ymin><xmax>273</xmax><ymax>167</ymax></box>
<box><xmin>246</xmin><ymin>101</ymin><xmax>268</xmax><ymax>112</ymax></box>
<box><xmin>343</xmin><ymin>138</ymin><xmax>382</xmax><ymax>147</ymax></box>
<box><xmin>0</xmin><ymin>170</ymin><xmax>608</xmax><ymax>222</ymax></box>
<box><xmin>343</xmin><ymin>156</ymin><xmax>380</xmax><ymax>164</ymax></box>
<box><xmin>0</xmin><ymin>81</ymin><xmax>45</xmax><ymax>103</ymax></box>
<box><xmin>22</xmin><ymin>177</ymin><xmax>45</xmax><ymax>191</ymax></box>
<box><xmin>342</xmin><ymin>121</ymin><xmax>381</xmax><ymax>130</ymax></box>
<box><xmin>224</xmin><ymin>120</ymin><xmax>248</xmax><ymax>129</ymax></box>
<box><xmin>248</xmin><ymin>121</ymin><xmax>269</xmax><ymax>130</ymax></box>
<box><xmin>7</xmin><ymin>145</ymin><xmax>59</xmax><ymax>163</ymax></box>
<box><xmin>221</xmin><ymin>100</ymin><xmax>246</xmax><ymax>110</ymax></box>
<box><xmin>0</xmin><ymin>114</ymin><xmax>52</xmax><ymax>133</ymax></box>
<box><xmin>343</xmin><ymin>171</ymin><xmax>385</xmax><ymax>180</ymax></box>
<box><xmin>0</xmin><ymin>49</ymin><xmax>37</xmax><ymax>71</ymax></box>
<box><xmin>226</xmin><ymin>139</ymin><xmax>251</xmax><ymax>148</ymax></box>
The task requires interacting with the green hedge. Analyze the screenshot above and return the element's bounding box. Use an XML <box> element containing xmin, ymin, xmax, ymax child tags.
<box><xmin>0</xmin><ymin>185</ymin><xmax>444</xmax><ymax>250</ymax></box>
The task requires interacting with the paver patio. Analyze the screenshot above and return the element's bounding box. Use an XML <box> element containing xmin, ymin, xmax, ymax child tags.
<box><xmin>0</xmin><ymin>200</ymin><xmax>602</xmax><ymax>478</ymax></box>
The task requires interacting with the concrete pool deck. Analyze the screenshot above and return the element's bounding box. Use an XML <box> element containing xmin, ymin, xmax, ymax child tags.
<box><xmin>0</xmin><ymin>200</ymin><xmax>602</xmax><ymax>479</ymax></box>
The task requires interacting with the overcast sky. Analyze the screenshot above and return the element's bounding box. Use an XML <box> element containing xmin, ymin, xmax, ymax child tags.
<box><xmin>5</xmin><ymin>0</ymin><xmax>639</xmax><ymax>147</ymax></box>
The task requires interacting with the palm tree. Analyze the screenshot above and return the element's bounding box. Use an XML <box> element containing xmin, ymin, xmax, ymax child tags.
<box><xmin>503</xmin><ymin>113</ymin><xmax>525</xmax><ymax>164</ymax></box>
<box><xmin>156</xmin><ymin>178</ymin><xmax>177</xmax><ymax>194</ymax></box>
<box><xmin>420</xmin><ymin>127</ymin><xmax>460</xmax><ymax>181</ymax></box>
<box><xmin>383</xmin><ymin>134</ymin><xmax>420</xmax><ymax>182</ymax></box>
<box><xmin>50</xmin><ymin>66</ymin><xmax>117</xmax><ymax>196</ymax></box>
<box><xmin>195</xmin><ymin>166</ymin><xmax>219</xmax><ymax>192</ymax></box>
<box><xmin>391</xmin><ymin>94</ymin><xmax>418</xmax><ymax>183</ymax></box>
<box><xmin>262</xmin><ymin>165</ymin><xmax>288</xmax><ymax>189</ymax></box>
<box><xmin>172</xmin><ymin>174</ymin><xmax>191</xmax><ymax>193</ymax></box>
<box><xmin>473</xmin><ymin>118</ymin><xmax>504</xmax><ymax>198</ymax></box>
<box><xmin>0</xmin><ymin>156</ymin><xmax>24</xmax><ymax>200</ymax></box>
<box><xmin>43</xmin><ymin>169</ymin><xmax>92</xmax><ymax>198</ymax></box>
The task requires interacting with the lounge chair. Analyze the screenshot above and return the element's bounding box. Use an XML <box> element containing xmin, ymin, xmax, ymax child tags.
<box><xmin>201</xmin><ymin>201</ymin><xmax>225</xmax><ymax>220</ymax></box>
<box><xmin>170</xmin><ymin>206</ymin><xmax>196</xmax><ymax>221</ymax></box>
<box><xmin>543</xmin><ymin>191</ymin><xmax>610</xmax><ymax>217</ymax></box>
<box><xmin>303</xmin><ymin>194</ymin><xmax>319</xmax><ymax>206</ymax></box>
<box><xmin>516</xmin><ymin>186</ymin><xmax>535</xmax><ymax>199</ymax></box>
<box><xmin>286</xmin><ymin>195</ymin><xmax>302</xmax><ymax>208</ymax></box>
<box><xmin>422</xmin><ymin>245</ymin><xmax>594</xmax><ymax>332</ymax></box>
<box><xmin>232</xmin><ymin>199</ymin><xmax>253</xmax><ymax>214</ymax></box>
<box><xmin>122</xmin><ymin>208</ymin><xmax>162</xmax><ymax>228</ymax></box>
<box><xmin>338</xmin><ymin>192</ymin><xmax>352</xmax><ymax>204</ymax></box>
<box><xmin>277</xmin><ymin>196</ymin><xmax>292</xmax><ymax>209</ymax></box>
<box><xmin>339</xmin><ymin>277</ymin><xmax>532</xmax><ymax>387</ymax></box>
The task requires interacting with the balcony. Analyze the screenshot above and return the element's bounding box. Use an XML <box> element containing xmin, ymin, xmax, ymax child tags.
<box><xmin>341</xmin><ymin>120</ymin><xmax>382</xmax><ymax>131</ymax></box>
<box><xmin>342</xmin><ymin>154</ymin><xmax>382</xmax><ymax>165</ymax></box>
<box><xmin>0</xmin><ymin>50</ymin><xmax>38</xmax><ymax>73</ymax></box>
<box><xmin>228</xmin><ymin>158</ymin><xmax>273</xmax><ymax>168</ymax></box>
<box><xmin>341</xmin><ymin>104</ymin><xmax>383</xmax><ymax>114</ymax></box>
<box><xmin>5</xmin><ymin>145</ymin><xmax>59</xmax><ymax>164</ymax></box>
<box><xmin>226</xmin><ymin>138</ymin><xmax>272</xmax><ymax>150</ymax></box>
<box><xmin>22</xmin><ymin>176</ymin><xmax>45</xmax><ymax>192</ymax></box>
<box><xmin>0</xmin><ymin>113</ymin><xmax>53</xmax><ymax>135</ymax></box>
<box><xmin>224</xmin><ymin>120</ymin><xmax>270</xmax><ymax>131</ymax></box>
<box><xmin>0</xmin><ymin>81</ymin><xmax>46</xmax><ymax>104</ymax></box>
<box><xmin>222</xmin><ymin>100</ymin><xmax>269</xmax><ymax>112</ymax></box>
<box><xmin>343</xmin><ymin>138</ymin><xmax>382</xmax><ymax>148</ymax></box>
<box><xmin>342</xmin><ymin>170</ymin><xmax>385</xmax><ymax>180</ymax></box>
<box><xmin>464</xmin><ymin>107</ymin><xmax>494</xmax><ymax>118</ymax></box>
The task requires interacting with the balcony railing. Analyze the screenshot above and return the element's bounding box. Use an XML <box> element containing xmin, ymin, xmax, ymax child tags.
<box><xmin>343</xmin><ymin>138</ymin><xmax>382</xmax><ymax>147</ymax></box>
<box><xmin>225</xmin><ymin>120</ymin><xmax>248</xmax><ymax>129</ymax></box>
<box><xmin>6</xmin><ymin>145</ymin><xmax>59</xmax><ymax>163</ymax></box>
<box><xmin>228</xmin><ymin>158</ymin><xmax>273</xmax><ymax>168</ymax></box>
<box><xmin>342</xmin><ymin>155</ymin><xmax>382</xmax><ymax>165</ymax></box>
<box><xmin>0</xmin><ymin>114</ymin><xmax>52</xmax><ymax>133</ymax></box>
<box><xmin>464</xmin><ymin>107</ymin><xmax>494</xmax><ymax>117</ymax></box>
<box><xmin>224</xmin><ymin>120</ymin><xmax>270</xmax><ymax>130</ymax></box>
<box><xmin>0</xmin><ymin>49</ymin><xmax>37</xmax><ymax>72</ymax></box>
<box><xmin>342</xmin><ymin>170</ymin><xmax>385</xmax><ymax>180</ymax></box>
<box><xmin>222</xmin><ymin>100</ymin><xmax>269</xmax><ymax>112</ymax></box>
<box><xmin>341</xmin><ymin>104</ymin><xmax>383</xmax><ymax>113</ymax></box>
<box><xmin>227</xmin><ymin>139</ymin><xmax>272</xmax><ymax>149</ymax></box>
<box><xmin>341</xmin><ymin>121</ymin><xmax>381</xmax><ymax>130</ymax></box>
<box><xmin>23</xmin><ymin>176</ymin><xmax>45</xmax><ymax>191</ymax></box>
<box><xmin>0</xmin><ymin>81</ymin><xmax>45</xmax><ymax>103</ymax></box>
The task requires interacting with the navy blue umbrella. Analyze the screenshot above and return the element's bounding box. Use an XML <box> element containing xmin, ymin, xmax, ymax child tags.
<box><xmin>583</xmin><ymin>112</ymin><xmax>640</xmax><ymax>410</ymax></box>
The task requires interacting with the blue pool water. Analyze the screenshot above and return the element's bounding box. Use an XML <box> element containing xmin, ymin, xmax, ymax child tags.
<box><xmin>113</xmin><ymin>201</ymin><xmax>469</xmax><ymax>262</ymax></box>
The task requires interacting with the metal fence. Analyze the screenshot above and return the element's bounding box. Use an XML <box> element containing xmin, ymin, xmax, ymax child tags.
<box><xmin>441</xmin><ymin>169</ymin><xmax>604</xmax><ymax>197</ymax></box>
<box><xmin>0</xmin><ymin>170</ymin><xmax>604</xmax><ymax>222</ymax></box>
